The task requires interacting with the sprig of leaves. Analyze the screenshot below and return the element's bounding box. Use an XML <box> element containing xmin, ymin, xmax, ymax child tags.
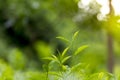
<box><xmin>43</xmin><ymin>47</ymin><xmax>71</xmax><ymax>69</ymax></box>
<box><xmin>43</xmin><ymin>31</ymin><xmax>89</xmax><ymax>80</ymax></box>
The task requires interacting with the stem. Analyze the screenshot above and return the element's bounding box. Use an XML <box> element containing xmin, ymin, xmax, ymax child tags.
<box><xmin>44</xmin><ymin>64</ymin><xmax>49</xmax><ymax>80</ymax></box>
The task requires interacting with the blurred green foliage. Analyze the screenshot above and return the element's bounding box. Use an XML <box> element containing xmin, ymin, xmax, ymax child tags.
<box><xmin>0</xmin><ymin>0</ymin><xmax>120</xmax><ymax>79</ymax></box>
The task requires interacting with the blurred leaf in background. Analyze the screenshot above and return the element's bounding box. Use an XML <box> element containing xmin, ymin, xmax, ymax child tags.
<box><xmin>7</xmin><ymin>48</ymin><xmax>26</xmax><ymax>70</ymax></box>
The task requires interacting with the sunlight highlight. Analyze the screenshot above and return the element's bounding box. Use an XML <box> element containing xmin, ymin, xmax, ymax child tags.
<box><xmin>112</xmin><ymin>0</ymin><xmax>120</xmax><ymax>15</ymax></box>
<box><xmin>81</xmin><ymin>0</ymin><xmax>91</xmax><ymax>6</ymax></box>
<box><xmin>96</xmin><ymin>0</ymin><xmax>109</xmax><ymax>15</ymax></box>
<box><xmin>78</xmin><ymin>0</ymin><xmax>120</xmax><ymax>16</ymax></box>
<box><xmin>97</xmin><ymin>0</ymin><xmax>120</xmax><ymax>15</ymax></box>
<box><xmin>78</xmin><ymin>0</ymin><xmax>91</xmax><ymax>9</ymax></box>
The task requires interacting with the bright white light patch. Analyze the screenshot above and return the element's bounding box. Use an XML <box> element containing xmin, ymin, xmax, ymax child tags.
<box><xmin>81</xmin><ymin>0</ymin><xmax>91</xmax><ymax>6</ymax></box>
<box><xmin>112</xmin><ymin>0</ymin><xmax>120</xmax><ymax>15</ymax></box>
<box><xmin>78</xmin><ymin>0</ymin><xmax>120</xmax><ymax>16</ymax></box>
<box><xmin>97</xmin><ymin>0</ymin><xmax>120</xmax><ymax>15</ymax></box>
<box><xmin>78</xmin><ymin>0</ymin><xmax>91</xmax><ymax>9</ymax></box>
<box><xmin>96</xmin><ymin>0</ymin><xmax>110</xmax><ymax>15</ymax></box>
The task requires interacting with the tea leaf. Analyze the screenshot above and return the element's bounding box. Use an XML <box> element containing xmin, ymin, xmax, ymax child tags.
<box><xmin>98</xmin><ymin>72</ymin><xmax>104</xmax><ymax>79</ymax></box>
<box><xmin>56</xmin><ymin>36</ymin><xmax>70</xmax><ymax>42</ymax></box>
<box><xmin>72</xmin><ymin>31</ymin><xmax>79</xmax><ymax>40</ymax></box>
<box><xmin>71</xmin><ymin>63</ymin><xmax>83</xmax><ymax>71</ymax></box>
<box><xmin>61</xmin><ymin>47</ymin><xmax>69</xmax><ymax>57</ymax></box>
<box><xmin>62</xmin><ymin>56</ymin><xmax>71</xmax><ymax>64</ymax></box>
<box><xmin>43</xmin><ymin>57</ymin><xmax>55</xmax><ymax>61</ymax></box>
<box><xmin>74</xmin><ymin>45</ymin><xmax>88</xmax><ymax>55</ymax></box>
<box><xmin>50</xmin><ymin>55</ymin><xmax>59</xmax><ymax>63</ymax></box>
<box><xmin>52</xmin><ymin>55</ymin><xmax>58</xmax><ymax>61</ymax></box>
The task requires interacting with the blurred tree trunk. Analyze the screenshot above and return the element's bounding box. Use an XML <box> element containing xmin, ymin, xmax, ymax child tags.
<box><xmin>107</xmin><ymin>34</ymin><xmax>114</xmax><ymax>73</ymax></box>
<box><xmin>107</xmin><ymin>0</ymin><xmax>114</xmax><ymax>73</ymax></box>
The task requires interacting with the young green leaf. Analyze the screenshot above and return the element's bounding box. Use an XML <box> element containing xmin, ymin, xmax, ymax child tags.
<box><xmin>74</xmin><ymin>45</ymin><xmax>88</xmax><ymax>55</ymax></box>
<box><xmin>98</xmin><ymin>72</ymin><xmax>104</xmax><ymax>79</ymax></box>
<box><xmin>61</xmin><ymin>56</ymin><xmax>71</xmax><ymax>64</ymax></box>
<box><xmin>51</xmin><ymin>55</ymin><xmax>60</xmax><ymax>64</ymax></box>
<box><xmin>52</xmin><ymin>55</ymin><xmax>58</xmax><ymax>60</ymax></box>
<box><xmin>43</xmin><ymin>55</ymin><xmax>60</xmax><ymax>64</ymax></box>
<box><xmin>56</xmin><ymin>36</ymin><xmax>70</xmax><ymax>42</ymax></box>
<box><xmin>57</xmin><ymin>49</ymin><xmax>62</xmax><ymax>58</ymax></box>
<box><xmin>42</xmin><ymin>57</ymin><xmax>55</xmax><ymax>61</ymax></box>
<box><xmin>72</xmin><ymin>31</ymin><xmax>79</xmax><ymax>40</ymax></box>
<box><xmin>61</xmin><ymin>47</ymin><xmax>69</xmax><ymax>57</ymax></box>
<box><xmin>71</xmin><ymin>63</ymin><xmax>83</xmax><ymax>72</ymax></box>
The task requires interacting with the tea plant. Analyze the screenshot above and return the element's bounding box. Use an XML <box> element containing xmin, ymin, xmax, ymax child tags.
<box><xmin>43</xmin><ymin>31</ymin><xmax>86</xmax><ymax>80</ymax></box>
<box><xmin>42</xmin><ymin>31</ymin><xmax>117</xmax><ymax>80</ymax></box>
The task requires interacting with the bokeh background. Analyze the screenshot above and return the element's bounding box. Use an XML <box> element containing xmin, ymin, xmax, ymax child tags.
<box><xmin>0</xmin><ymin>0</ymin><xmax>120</xmax><ymax>79</ymax></box>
